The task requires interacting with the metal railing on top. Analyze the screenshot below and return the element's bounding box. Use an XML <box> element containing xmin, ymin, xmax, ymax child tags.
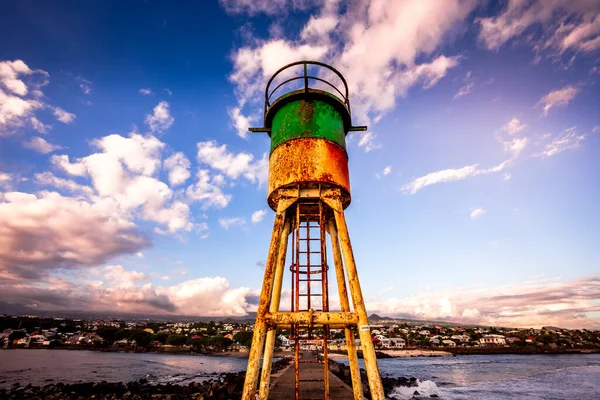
<box><xmin>249</xmin><ymin>60</ymin><xmax>367</xmax><ymax>133</ymax></box>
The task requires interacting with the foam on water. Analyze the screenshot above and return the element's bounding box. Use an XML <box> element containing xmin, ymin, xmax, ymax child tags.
<box><xmin>388</xmin><ymin>379</ymin><xmax>440</xmax><ymax>399</ymax></box>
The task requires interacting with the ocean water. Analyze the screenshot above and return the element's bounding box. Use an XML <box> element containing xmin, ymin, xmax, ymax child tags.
<box><xmin>362</xmin><ymin>354</ymin><xmax>600</xmax><ymax>399</ymax></box>
<box><xmin>0</xmin><ymin>349</ymin><xmax>248</xmax><ymax>388</ymax></box>
<box><xmin>1</xmin><ymin>350</ymin><xmax>599</xmax><ymax>399</ymax></box>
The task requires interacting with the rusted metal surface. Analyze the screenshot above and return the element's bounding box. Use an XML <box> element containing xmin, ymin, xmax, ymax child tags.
<box><xmin>327</xmin><ymin>220</ymin><xmax>364</xmax><ymax>399</ymax></box>
<box><xmin>266</xmin><ymin>311</ymin><xmax>358</xmax><ymax>325</ymax></box>
<box><xmin>259</xmin><ymin>221</ymin><xmax>291</xmax><ymax>400</ymax></box>
<box><xmin>241</xmin><ymin>210</ymin><xmax>287</xmax><ymax>400</ymax></box>
<box><xmin>332</xmin><ymin>198</ymin><xmax>385</xmax><ymax>400</ymax></box>
<box><xmin>268</xmin><ymin>138</ymin><xmax>351</xmax><ymax>211</ymax></box>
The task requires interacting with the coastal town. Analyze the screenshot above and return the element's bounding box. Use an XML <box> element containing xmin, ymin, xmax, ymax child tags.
<box><xmin>2</xmin><ymin>314</ymin><xmax>599</xmax><ymax>355</ymax></box>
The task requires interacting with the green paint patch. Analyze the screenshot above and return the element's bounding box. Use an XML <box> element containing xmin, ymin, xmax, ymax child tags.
<box><xmin>270</xmin><ymin>99</ymin><xmax>346</xmax><ymax>153</ymax></box>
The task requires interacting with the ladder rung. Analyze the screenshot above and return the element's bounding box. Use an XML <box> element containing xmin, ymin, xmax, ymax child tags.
<box><xmin>298</xmin><ymin>293</ymin><xmax>323</xmax><ymax>296</ymax></box>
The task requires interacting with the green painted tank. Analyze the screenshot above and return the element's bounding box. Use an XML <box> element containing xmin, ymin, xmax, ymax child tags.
<box><xmin>249</xmin><ymin>61</ymin><xmax>367</xmax><ymax>211</ymax></box>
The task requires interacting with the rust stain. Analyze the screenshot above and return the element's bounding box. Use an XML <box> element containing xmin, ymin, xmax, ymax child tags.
<box><xmin>267</xmin><ymin>138</ymin><xmax>350</xmax><ymax>210</ymax></box>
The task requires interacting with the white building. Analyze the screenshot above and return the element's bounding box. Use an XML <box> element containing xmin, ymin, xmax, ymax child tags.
<box><xmin>480</xmin><ymin>334</ymin><xmax>506</xmax><ymax>345</ymax></box>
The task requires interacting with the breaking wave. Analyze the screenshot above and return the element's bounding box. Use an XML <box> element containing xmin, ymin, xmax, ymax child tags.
<box><xmin>388</xmin><ymin>379</ymin><xmax>440</xmax><ymax>399</ymax></box>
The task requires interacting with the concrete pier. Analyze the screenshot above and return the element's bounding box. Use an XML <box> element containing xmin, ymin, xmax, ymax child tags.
<box><xmin>268</xmin><ymin>352</ymin><xmax>358</xmax><ymax>399</ymax></box>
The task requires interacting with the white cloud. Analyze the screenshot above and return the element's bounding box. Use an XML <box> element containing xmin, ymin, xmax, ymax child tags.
<box><xmin>139</xmin><ymin>88</ymin><xmax>152</xmax><ymax>95</ymax></box>
<box><xmin>219</xmin><ymin>217</ymin><xmax>246</xmax><ymax>229</ymax></box>
<box><xmin>503</xmin><ymin>173</ymin><xmax>512</xmax><ymax>181</ymax></box>
<box><xmin>503</xmin><ymin>117</ymin><xmax>526</xmax><ymax>135</ymax></box>
<box><xmin>185</xmin><ymin>169</ymin><xmax>231</xmax><ymax>209</ymax></box>
<box><xmin>504</xmin><ymin>137</ymin><xmax>528</xmax><ymax>158</ymax></box>
<box><xmin>538</xmin><ymin>85</ymin><xmax>580</xmax><ymax>116</ymax></box>
<box><xmin>470</xmin><ymin>207</ymin><xmax>486</xmax><ymax>219</ymax></box>
<box><xmin>53</xmin><ymin>107</ymin><xmax>76</xmax><ymax>124</ymax></box>
<box><xmin>228</xmin><ymin>107</ymin><xmax>255</xmax><ymax>139</ymax></box>
<box><xmin>251</xmin><ymin>209</ymin><xmax>267</xmax><ymax>223</ymax></box>
<box><xmin>161</xmin><ymin>275</ymin><xmax>171</xmax><ymax>281</ymax></box>
<box><xmin>0</xmin><ymin>60</ymin><xmax>46</xmax><ymax>135</ymax></box>
<box><xmin>30</xmin><ymin>117</ymin><xmax>51</xmax><ymax>134</ymax></box>
<box><xmin>535</xmin><ymin>127</ymin><xmax>586</xmax><ymax>157</ymax></box>
<box><xmin>196</xmin><ymin>140</ymin><xmax>268</xmax><ymax>186</ymax></box>
<box><xmin>50</xmin><ymin>132</ymin><xmax>198</xmax><ymax>233</ymax></box>
<box><xmin>453</xmin><ymin>71</ymin><xmax>475</xmax><ymax>99</ymax></box>
<box><xmin>163</xmin><ymin>152</ymin><xmax>191</xmax><ymax>186</ymax></box>
<box><xmin>145</xmin><ymin>101</ymin><xmax>174</xmax><ymax>134</ymax></box>
<box><xmin>34</xmin><ymin>172</ymin><xmax>94</xmax><ymax>197</ymax></box>
<box><xmin>496</xmin><ymin>117</ymin><xmax>528</xmax><ymax>159</ymax></box>
<box><xmin>0</xmin><ymin>191</ymin><xmax>148</xmax><ymax>280</ymax></box>
<box><xmin>351</xmin><ymin>131</ymin><xmax>381</xmax><ymax>152</ymax></box>
<box><xmin>402</xmin><ymin>160</ymin><xmax>509</xmax><ymax>194</ymax></box>
<box><xmin>23</xmin><ymin>136</ymin><xmax>63</xmax><ymax>154</ymax></box>
<box><xmin>383</xmin><ymin>166</ymin><xmax>392</xmax><ymax>176</ymax></box>
<box><xmin>78</xmin><ymin>78</ymin><xmax>92</xmax><ymax>95</ymax></box>
<box><xmin>364</xmin><ymin>275</ymin><xmax>600</xmax><ymax>329</ymax></box>
<box><xmin>219</xmin><ymin>0</ymin><xmax>306</xmax><ymax>16</ymax></box>
<box><xmin>104</xmin><ymin>264</ymin><xmax>149</xmax><ymax>288</ymax></box>
<box><xmin>136</xmin><ymin>252</ymin><xmax>144</xmax><ymax>258</ymax></box>
<box><xmin>477</xmin><ymin>0</ymin><xmax>600</xmax><ymax>55</ymax></box>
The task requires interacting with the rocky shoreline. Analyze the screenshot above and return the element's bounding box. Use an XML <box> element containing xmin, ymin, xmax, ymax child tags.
<box><xmin>0</xmin><ymin>358</ymin><xmax>293</xmax><ymax>400</ymax></box>
<box><xmin>0</xmin><ymin>356</ymin><xmax>429</xmax><ymax>399</ymax></box>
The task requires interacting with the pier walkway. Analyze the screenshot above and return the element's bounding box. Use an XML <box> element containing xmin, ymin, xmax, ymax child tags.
<box><xmin>268</xmin><ymin>352</ymin><xmax>358</xmax><ymax>399</ymax></box>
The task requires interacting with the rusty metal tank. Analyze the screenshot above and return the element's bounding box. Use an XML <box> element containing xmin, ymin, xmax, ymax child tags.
<box><xmin>249</xmin><ymin>61</ymin><xmax>367</xmax><ymax>211</ymax></box>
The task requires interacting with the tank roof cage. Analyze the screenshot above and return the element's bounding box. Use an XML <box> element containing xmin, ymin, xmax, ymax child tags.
<box><xmin>250</xmin><ymin>60</ymin><xmax>367</xmax><ymax>134</ymax></box>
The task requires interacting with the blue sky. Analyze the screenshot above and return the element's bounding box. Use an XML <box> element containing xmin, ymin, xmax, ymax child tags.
<box><xmin>0</xmin><ymin>0</ymin><xmax>599</xmax><ymax>329</ymax></box>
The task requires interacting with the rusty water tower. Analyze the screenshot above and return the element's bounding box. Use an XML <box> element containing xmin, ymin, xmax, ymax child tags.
<box><xmin>242</xmin><ymin>61</ymin><xmax>385</xmax><ymax>400</ymax></box>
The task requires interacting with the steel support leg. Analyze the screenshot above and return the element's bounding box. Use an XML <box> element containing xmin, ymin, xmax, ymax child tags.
<box><xmin>327</xmin><ymin>220</ymin><xmax>363</xmax><ymax>399</ymax></box>
<box><xmin>242</xmin><ymin>210</ymin><xmax>288</xmax><ymax>400</ymax></box>
<box><xmin>259</xmin><ymin>220</ymin><xmax>291</xmax><ymax>400</ymax></box>
<box><xmin>332</xmin><ymin>202</ymin><xmax>385</xmax><ymax>400</ymax></box>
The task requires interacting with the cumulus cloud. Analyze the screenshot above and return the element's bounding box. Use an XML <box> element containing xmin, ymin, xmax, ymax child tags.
<box><xmin>0</xmin><ymin>191</ymin><xmax>149</xmax><ymax>280</ymax></box>
<box><xmin>365</xmin><ymin>275</ymin><xmax>600</xmax><ymax>329</ymax></box>
<box><xmin>185</xmin><ymin>169</ymin><xmax>231</xmax><ymax>209</ymax></box>
<box><xmin>251</xmin><ymin>209</ymin><xmax>267</xmax><ymax>223</ymax></box>
<box><xmin>538</xmin><ymin>85</ymin><xmax>580</xmax><ymax>116</ymax></box>
<box><xmin>104</xmin><ymin>264</ymin><xmax>149</xmax><ymax>287</ymax></box>
<box><xmin>0</xmin><ymin>270</ymin><xmax>259</xmax><ymax>316</ymax></box>
<box><xmin>163</xmin><ymin>152</ymin><xmax>191</xmax><ymax>186</ymax></box>
<box><xmin>49</xmin><ymin>132</ymin><xmax>200</xmax><ymax>234</ymax></box>
<box><xmin>145</xmin><ymin>101</ymin><xmax>174</xmax><ymax>134</ymax></box>
<box><xmin>23</xmin><ymin>136</ymin><xmax>63</xmax><ymax>154</ymax></box>
<box><xmin>402</xmin><ymin>160</ymin><xmax>509</xmax><ymax>195</ymax></box>
<box><xmin>0</xmin><ymin>60</ymin><xmax>48</xmax><ymax>135</ymax></box>
<box><xmin>139</xmin><ymin>88</ymin><xmax>152</xmax><ymax>95</ymax></box>
<box><xmin>34</xmin><ymin>172</ymin><xmax>94</xmax><ymax>197</ymax></box>
<box><xmin>228</xmin><ymin>107</ymin><xmax>255</xmax><ymax>139</ymax></box>
<box><xmin>196</xmin><ymin>140</ymin><xmax>268</xmax><ymax>186</ymax></box>
<box><xmin>478</xmin><ymin>0</ymin><xmax>600</xmax><ymax>57</ymax></box>
<box><xmin>470</xmin><ymin>207</ymin><xmax>486</xmax><ymax>219</ymax></box>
